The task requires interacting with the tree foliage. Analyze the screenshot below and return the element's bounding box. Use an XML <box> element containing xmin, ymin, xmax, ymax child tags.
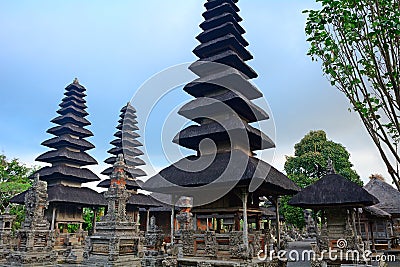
<box><xmin>304</xmin><ymin>0</ymin><xmax>400</xmax><ymax>190</ymax></box>
<box><xmin>0</xmin><ymin>154</ymin><xmax>37</xmax><ymax>230</ymax></box>
<box><xmin>282</xmin><ymin>130</ymin><xmax>362</xmax><ymax>228</ymax></box>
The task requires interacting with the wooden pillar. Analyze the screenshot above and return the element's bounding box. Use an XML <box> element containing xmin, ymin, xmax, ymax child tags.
<box><xmin>357</xmin><ymin>208</ymin><xmax>361</xmax><ymax>236</ymax></box>
<box><xmin>171</xmin><ymin>206</ymin><xmax>175</xmax><ymax>245</ymax></box>
<box><xmin>242</xmin><ymin>190</ymin><xmax>249</xmax><ymax>250</ymax></box>
<box><xmin>51</xmin><ymin>207</ymin><xmax>56</xmax><ymax>231</ymax></box>
<box><xmin>234</xmin><ymin>213</ymin><xmax>240</xmax><ymax>231</ymax></box>
<box><xmin>275</xmin><ymin>196</ymin><xmax>281</xmax><ymax>250</ymax></box>
<box><xmin>93</xmin><ymin>208</ymin><xmax>97</xmax><ymax>234</ymax></box>
<box><xmin>206</xmin><ymin>217</ymin><xmax>209</xmax><ymax>231</ymax></box>
<box><xmin>370</xmin><ymin>222</ymin><xmax>375</xmax><ymax>251</ymax></box>
<box><xmin>146</xmin><ymin>208</ymin><xmax>150</xmax><ymax>233</ymax></box>
<box><xmin>194</xmin><ymin>213</ymin><xmax>197</xmax><ymax>231</ymax></box>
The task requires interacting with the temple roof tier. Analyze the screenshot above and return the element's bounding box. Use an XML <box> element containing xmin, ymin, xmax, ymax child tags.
<box><xmin>178</xmin><ymin>90</ymin><xmax>268</xmax><ymax>123</ymax></box>
<box><xmin>193</xmin><ymin>34</ymin><xmax>252</xmax><ymax>61</ymax></box>
<box><xmin>143</xmin><ymin>149</ymin><xmax>299</xmax><ymax>196</ymax></box>
<box><xmin>10</xmin><ymin>184</ymin><xmax>105</xmax><ymax>206</ymax></box>
<box><xmin>183</xmin><ymin>68</ymin><xmax>262</xmax><ymax>100</ymax></box>
<box><xmin>190</xmin><ymin>50</ymin><xmax>258</xmax><ymax>79</ymax></box>
<box><xmin>173</xmin><ymin>120</ymin><xmax>275</xmax><ymax>151</ymax></box>
<box><xmin>51</xmin><ymin>113</ymin><xmax>91</xmax><ymax>127</ymax></box>
<box><xmin>36</xmin><ymin>147</ymin><xmax>98</xmax><ymax>166</ymax></box>
<box><xmin>41</xmin><ymin>134</ymin><xmax>95</xmax><ymax>151</ymax></box>
<box><xmin>47</xmin><ymin>123</ymin><xmax>94</xmax><ymax>138</ymax></box>
<box><xmin>97</xmin><ymin>177</ymin><xmax>143</xmax><ymax>190</ymax></box>
<box><xmin>35</xmin><ymin>165</ymin><xmax>100</xmax><ymax>183</ymax></box>
<box><xmin>57</xmin><ymin>105</ymin><xmax>89</xmax><ymax>117</ymax></box>
<box><xmin>203</xmin><ymin>3</ymin><xmax>242</xmax><ymax>22</ymax></box>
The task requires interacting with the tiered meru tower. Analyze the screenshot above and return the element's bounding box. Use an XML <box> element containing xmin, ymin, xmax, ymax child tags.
<box><xmin>98</xmin><ymin>103</ymin><xmax>146</xmax><ymax>191</ymax></box>
<box><xmin>144</xmin><ymin>1</ymin><xmax>299</xmax><ymax>262</ymax></box>
<box><xmin>175</xmin><ymin>0</ymin><xmax>274</xmax><ymax>157</ymax></box>
<box><xmin>11</xmin><ymin>79</ymin><xmax>104</xmax><ymax>263</ymax></box>
<box><xmin>97</xmin><ymin>103</ymin><xmax>160</xmax><ymax>230</ymax></box>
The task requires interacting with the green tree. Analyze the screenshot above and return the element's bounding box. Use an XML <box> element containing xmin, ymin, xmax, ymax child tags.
<box><xmin>303</xmin><ymin>0</ymin><xmax>400</xmax><ymax>190</ymax></box>
<box><xmin>0</xmin><ymin>154</ymin><xmax>36</xmax><ymax>229</ymax></box>
<box><xmin>281</xmin><ymin>130</ymin><xmax>362</xmax><ymax>228</ymax></box>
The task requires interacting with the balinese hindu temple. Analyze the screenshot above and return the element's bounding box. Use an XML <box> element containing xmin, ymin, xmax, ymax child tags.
<box><xmin>1</xmin><ymin>0</ymin><xmax>399</xmax><ymax>267</ymax></box>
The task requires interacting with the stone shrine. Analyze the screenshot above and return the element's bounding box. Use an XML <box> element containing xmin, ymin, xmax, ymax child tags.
<box><xmin>0</xmin><ymin>207</ymin><xmax>16</xmax><ymax>263</ymax></box>
<box><xmin>83</xmin><ymin>154</ymin><xmax>141</xmax><ymax>266</ymax></box>
<box><xmin>6</xmin><ymin>174</ymin><xmax>57</xmax><ymax>266</ymax></box>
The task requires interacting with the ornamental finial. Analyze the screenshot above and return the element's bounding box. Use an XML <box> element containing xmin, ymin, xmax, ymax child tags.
<box><xmin>73</xmin><ymin>78</ymin><xmax>79</xmax><ymax>84</ymax></box>
<box><xmin>326</xmin><ymin>157</ymin><xmax>335</xmax><ymax>175</ymax></box>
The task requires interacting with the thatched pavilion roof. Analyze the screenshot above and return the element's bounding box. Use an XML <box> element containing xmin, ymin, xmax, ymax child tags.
<box><xmin>143</xmin><ymin>149</ymin><xmax>299</xmax><ymax>196</ymax></box>
<box><xmin>288</xmin><ymin>173</ymin><xmax>378</xmax><ymax>209</ymax></box>
<box><xmin>364</xmin><ymin>177</ymin><xmax>400</xmax><ymax>216</ymax></box>
<box><xmin>10</xmin><ymin>184</ymin><xmax>105</xmax><ymax>207</ymax></box>
<box><xmin>363</xmin><ymin>206</ymin><xmax>391</xmax><ymax>218</ymax></box>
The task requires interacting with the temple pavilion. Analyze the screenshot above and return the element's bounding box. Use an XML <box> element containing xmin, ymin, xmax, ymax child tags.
<box><xmin>289</xmin><ymin>160</ymin><xmax>379</xmax><ymax>266</ymax></box>
<box><xmin>144</xmin><ymin>0</ymin><xmax>299</xmax><ymax>265</ymax></box>
<box><xmin>10</xmin><ymin>79</ymin><xmax>104</xmax><ymax>263</ymax></box>
<box><xmin>361</xmin><ymin>176</ymin><xmax>400</xmax><ymax>250</ymax></box>
<box><xmin>97</xmin><ymin>102</ymin><xmax>160</xmax><ymax>230</ymax></box>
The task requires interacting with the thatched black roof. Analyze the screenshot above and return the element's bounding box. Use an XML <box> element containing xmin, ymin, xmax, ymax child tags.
<box><xmin>143</xmin><ymin>149</ymin><xmax>299</xmax><ymax>196</ymax></box>
<box><xmin>363</xmin><ymin>206</ymin><xmax>391</xmax><ymax>218</ymax></box>
<box><xmin>178</xmin><ymin>90</ymin><xmax>268</xmax><ymax>123</ymax></box>
<box><xmin>35</xmin><ymin>165</ymin><xmax>99</xmax><ymax>183</ymax></box>
<box><xmin>10</xmin><ymin>184</ymin><xmax>105</xmax><ymax>206</ymax></box>
<box><xmin>34</xmin><ymin>78</ymin><xmax>100</xmax><ymax>186</ymax></box>
<box><xmin>42</xmin><ymin>135</ymin><xmax>95</xmax><ymax>151</ymax></box>
<box><xmin>288</xmin><ymin>173</ymin><xmax>379</xmax><ymax>208</ymax></box>
<box><xmin>173</xmin><ymin>119</ymin><xmax>275</xmax><ymax>151</ymax></box>
<box><xmin>36</xmin><ymin>148</ymin><xmax>97</xmax><ymax>166</ymax></box>
<box><xmin>364</xmin><ymin>177</ymin><xmax>400</xmax><ymax>215</ymax></box>
<box><xmin>99</xmin><ymin>103</ymin><xmax>146</xmax><ymax>189</ymax></box>
<box><xmin>190</xmin><ymin>50</ymin><xmax>257</xmax><ymax>79</ymax></box>
<box><xmin>183</xmin><ymin>69</ymin><xmax>262</xmax><ymax>100</ymax></box>
<box><xmin>47</xmin><ymin>123</ymin><xmax>93</xmax><ymax>138</ymax></box>
<box><xmin>127</xmin><ymin>193</ymin><xmax>162</xmax><ymax>208</ymax></box>
<box><xmin>97</xmin><ymin>178</ymin><xmax>143</xmax><ymax>190</ymax></box>
<box><xmin>142</xmin><ymin>0</ymin><xmax>294</xmax><ymax>201</ymax></box>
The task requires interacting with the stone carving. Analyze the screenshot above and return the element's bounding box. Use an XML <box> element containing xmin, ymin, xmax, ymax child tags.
<box><xmin>0</xmin><ymin>205</ymin><xmax>16</xmax><ymax>261</ymax></box>
<box><xmin>162</xmin><ymin>256</ymin><xmax>178</xmax><ymax>267</ymax></box>
<box><xmin>83</xmin><ymin>155</ymin><xmax>141</xmax><ymax>266</ymax></box>
<box><xmin>197</xmin><ymin>262</ymin><xmax>213</xmax><ymax>267</ymax></box>
<box><xmin>181</xmin><ymin>230</ymin><xmax>195</xmax><ymax>256</ymax></box>
<box><xmin>142</xmin><ymin>216</ymin><xmax>167</xmax><ymax>267</ymax></box>
<box><xmin>6</xmin><ymin>174</ymin><xmax>57</xmax><ymax>266</ymax></box>
<box><xmin>204</xmin><ymin>231</ymin><xmax>217</xmax><ymax>257</ymax></box>
<box><xmin>229</xmin><ymin>231</ymin><xmax>249</xmax><ymax>260</ymax></box>
<box><xmin>176</xmin><ymin>199</ymin><xmax>193</xmax><ymax>232</ymax></box>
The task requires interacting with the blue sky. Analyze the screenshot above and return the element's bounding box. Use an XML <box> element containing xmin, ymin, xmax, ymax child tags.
<box><xmin>0</xmin><ymin>0</ymin><xmax>389</xmax><ymax>187</ymax></box>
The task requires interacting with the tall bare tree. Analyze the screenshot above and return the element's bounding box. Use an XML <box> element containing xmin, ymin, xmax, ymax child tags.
<box><xmin>304</xmin><ymin>0</ymin><xmax>400</xmax><ymax>190</ymax></box>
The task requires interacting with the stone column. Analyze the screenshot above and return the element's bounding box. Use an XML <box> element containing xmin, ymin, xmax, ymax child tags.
<box><xmin>242</xmin><ymin>190</ymin><xmax>248</xmax><ymax>250</ymax></box>
<box><xmin>92</xmin><ymin>208</ymin><xmax>97</xmax><ymax>234</ymax></box>
<box><xmin>146</xmin><ymin>208</ymin><xmax>150</xmax><ymax>233</ymax></box>
<box><xmin>275</xmin><ymin>196</ymin><xmax>281</xmax><ymax>250</ymax></box>
<box><xmin>171</xmin><ymin>206</ymin><xmax>175</xmax><ymax>245</ymax></box>
<box><xmin>51</xmin><ymin>207</ymin><xmax>56</xmax><ymax>231</ymax></box>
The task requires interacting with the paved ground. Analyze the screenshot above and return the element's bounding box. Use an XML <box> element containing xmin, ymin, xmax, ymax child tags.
<box><xmin>286</xmin><ymin>240</ymin><xmax>313</xmax><ymax>267</ymax></box>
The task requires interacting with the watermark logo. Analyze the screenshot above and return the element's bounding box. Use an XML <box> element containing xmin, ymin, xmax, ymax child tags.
<box><xmin>257</xmin><ymin>238</ymin><xmax>397</xmax><ymax>263</ymax></box>
<box><xmin>122</xmin><ymin>62</ymin><xmax>276</xmax><ymax>207</ymax></box>
<box><xmin>336</xmin><ymin>238</ymin><xmax>347</xmax><ymax>249</ymax></box>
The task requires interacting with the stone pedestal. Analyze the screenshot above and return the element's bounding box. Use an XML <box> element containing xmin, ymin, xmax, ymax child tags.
<box><xmin>141</xmin><ymin>216</ymin><xmax>166</xmax><ymax>267</ymax></box>
<box><xmin>83</xmin><ymin>155</ymin><xmax>142</xmax><ymax>266</ymax></box>
<box><xmin>6</xmin><ymin>175</ymin><xmax>56</xmax><ymax>266</ymax></box>
<box><xmin>0</xmin><ymin>207</ymin><xmax>16</xmax><ymax>263</ymax></box>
